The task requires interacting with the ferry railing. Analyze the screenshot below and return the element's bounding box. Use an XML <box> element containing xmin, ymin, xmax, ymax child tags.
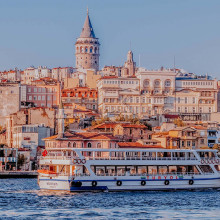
<box><xmin>86</xmin><ymin>156</ymin><xmax>198</xmax><ymax>161</ymax></box>
<box><xmin>93</xmin><ymin>172</ymin><xmax>213</xmax><ymax>176</ymax></box>
<box><xmin>39</xmin><ymin>156</ymin><xmax>77</xmax><ymax>160</ymax></box>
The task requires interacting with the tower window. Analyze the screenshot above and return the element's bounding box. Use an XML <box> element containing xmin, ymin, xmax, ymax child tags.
<box><xmin>90</xmin><ymin>47</ymin><xmax>93</xmax><ymax>53</ymax></box>
<box><xmin>85</xmin><ymin>47</ymin><xmax>88</xmax><ymax>53</ymax></box>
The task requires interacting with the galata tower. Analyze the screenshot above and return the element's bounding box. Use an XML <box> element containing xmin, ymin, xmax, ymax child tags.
<box><xmin>75</xmin><ymin>9</ymin><xmax>100</xmax><ymax>71</ymax></box>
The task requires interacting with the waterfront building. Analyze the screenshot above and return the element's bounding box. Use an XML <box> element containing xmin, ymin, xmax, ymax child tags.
<box><xmin>22</xmin><ymin>82</ymin><xmax>60</xmax><ymax>108</ymax></box>
<box><xmin>44</xmin><ymin>131</ymin><xmax>119</xmax><ymax>158</ymax></box>
<box><xmin>62</xmin><ymin>87</ymin><xmax>98</xmax><ymax>111</ymax></box>
<box><xmin>0</xmin><ymin>69</ymin><xmax>21</xmax><ymax>82</ymax></box>
<box><xmin>0</xmin><ymin>83</ymin><xmax>21</xmax><ymax>126</ymax></box>
<box><xmin>6</xmin><ymin>107</ymin><xmax>55</xmax><ymax>147</ymax></box>
<box><xmin>12</xmin><ymin>124</ymin><xmax>51</xmax><ymax>149</ymax></box>
<box><xmin>51</xmin><ymin>67</ymin><xmax>76</xmax><ymax>81</ymax></box>
<box><xmin>97</xmin><ymin>51</ymin><xmax>219</xmax><ymax>120</ymax></box>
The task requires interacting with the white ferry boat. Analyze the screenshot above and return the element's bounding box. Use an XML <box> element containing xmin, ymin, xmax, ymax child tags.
<box><xmin>38</xmin><ymin>148</ymin><xmax>220</xmax><ymax>191</ymax></box>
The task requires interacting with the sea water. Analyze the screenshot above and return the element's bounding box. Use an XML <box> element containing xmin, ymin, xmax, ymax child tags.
<box><xmin>0</xmin><ymin>179</ymin><xmax>220</xmax><ymax>219</ymax></box>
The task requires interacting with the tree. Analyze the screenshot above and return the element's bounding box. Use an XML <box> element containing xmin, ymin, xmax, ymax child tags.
<box><xmin>174</xmin><ymin>118</ymin><xmax>185</xmax><ymax>127</ymax></box>
<box><xmin>17</xmin><ymin>154</ymin><xmax>26</xmax><ymax>170</ymax></box>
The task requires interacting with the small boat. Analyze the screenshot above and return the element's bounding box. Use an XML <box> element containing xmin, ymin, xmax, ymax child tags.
<box><xmin>38</xmin><ymin>148</ymin><xmax>220</xmax><ymax>191</ymax></box>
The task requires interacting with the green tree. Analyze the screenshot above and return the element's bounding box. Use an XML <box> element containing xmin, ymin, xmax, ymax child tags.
<box><xmin>17</xmin><ymin>154</ymin><xmax>26</xmax><ymax>170</ymax></box>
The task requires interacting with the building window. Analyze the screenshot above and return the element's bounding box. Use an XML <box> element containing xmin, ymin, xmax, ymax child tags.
<box><xmin>42</xmin><ymin>96</ymin><xmax>45</xmax><ymax>101</ymax></box>
<box><xmin>154</xmin><ymin>80</ymin><xmax>161</xmax><ymax>87</ymax></box>
<box><xmin>73</xmin><ymin>142</ymin><xmax>76</xmax><ymax>148</ymax></box>
<box><xmin>29</xmin><ymin>96</ymin><xmax>32</xmax><ymax>101</ymax></box>
<box><xmin>38</xmin><ymin>96</ymin><xmax>41</xmax><ymax>100</ymax></box>
<box><xmin>193</xmin><ymin>97</ymin><xmax>195</xmax><ymax>104</ymax></box>
<box><xmin>88</xmin><ymin>143</ymin><xmax>92</xmax><ymax>148</ymax></box>
<box><xmin>143</xmin><ymin>80</ymin><xmax>150</xmax><ymax>88</ymax></box>
<box><xmin>185</xmin><ymin>97</ymin><xmax>187</xmax><ymax>104</ymax></box>
<box><xmin>164</xmin><ymin>80</ymin><xmax>171</xmax><ymax>87</ymax></box>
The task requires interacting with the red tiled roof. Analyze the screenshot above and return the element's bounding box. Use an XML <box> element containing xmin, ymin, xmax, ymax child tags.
<box><xmin>118</xmin><ymin>142</ymin><xmax>163</xmax><ymax>149</ymax></box>
<box><xmin>121</xmin><ymin>124</ymin><xmax>146</xmax><ymax>129</ymax></box>
<box><xmin>100</xmin><ymin>76</ymin><xmax>118</xmax><ymax>79</ymax></box>
<box><xmin>164</xmin><ymin>114</ymin><xmax>179</xmax><ymax>119</ymax></box>
<box><xmin>44</xmin><ymin>132</ymin><xmax>118</xmax><ymax>141</ymax></box>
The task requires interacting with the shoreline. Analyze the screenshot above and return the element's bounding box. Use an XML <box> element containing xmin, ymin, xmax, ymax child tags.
<box><xmin>0</xmin><ymin>171</ymin><xmax>38</xmax><ymax>178</ymax></box>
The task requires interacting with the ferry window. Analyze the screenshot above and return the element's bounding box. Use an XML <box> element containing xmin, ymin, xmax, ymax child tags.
<box><xmin>87</xmin><ymin>143</ymin><xmax>92</xmax><ymax>148</ymax></box>
<box><xmin>177</xmin><ymin>166</ymin><xmax>187</xmax><ymax>174</ymax></box>
<box><xmin>96</xmin><ymin>166</ymin><xmax>105</xmax><ymax>175</ymax></box>
<box><xmin>137</xmin><ymin>166</ymin><xmax>147</xmax><ymax>175</ymax></box>
<box><xmin>148</xmin><ymin>166</ymin><xmax>157</xmax><ymax>175</ymax></box>
<box><xmin>127</xmin><ymin>166</ymin><xmax>136</xmax><ymax>175</ymax></box>
<box><xmin>117</xmin><ymin>166</ymin><xmax>125</xmax><ymax>175</ymax></box>
<box><xmin>106</xmin><ymin>166</ymin><xmax>115</xmax><ymax>175</ymax></box>
<box><xmin>169</xmin><ymin>166</ymin><xmax>177</xmax><ymax>174</ymax></box>
<box><xmin>199</xmin><ymin>165</ymin><xmax>214</xmax><ymax>173</ymax></box>
<box><xmin>214</xmin><ymin>165</ymin><xmax>220</xmax><ymax>172</ymax></box>
<box><xmin>158</xmin><ymin>166</ymin><xmax>167</xmax><ymax>175</ymax></box>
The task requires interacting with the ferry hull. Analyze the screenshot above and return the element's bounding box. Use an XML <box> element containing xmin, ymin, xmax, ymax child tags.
<box><xmin>38</xmin><ymin>177</ymin><xmax>220</xmax><ymax>192</ymax></box>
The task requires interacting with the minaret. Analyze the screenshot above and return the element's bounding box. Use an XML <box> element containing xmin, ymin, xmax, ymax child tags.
<box><xmin>75</xmin><ymin>8</ymin><xmax>100</xmax><ymax>71</ymax></box>
<box><xmin>57</xmin><ymin>85</ymin><xmax>65</xmax><ymax>138</ymax></box>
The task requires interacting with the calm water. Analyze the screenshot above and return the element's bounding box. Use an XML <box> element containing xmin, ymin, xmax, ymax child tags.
<box><xmin>0</xmin><ymin>179</ymin><xmax>220</xmax><ymax>219</ymax></box>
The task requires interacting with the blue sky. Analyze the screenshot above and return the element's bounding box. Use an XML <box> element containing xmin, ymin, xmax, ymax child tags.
<box><xmin>0</xmin><ymin>0</ymin><xmax>220</xmax><ymax>77</ymax></box>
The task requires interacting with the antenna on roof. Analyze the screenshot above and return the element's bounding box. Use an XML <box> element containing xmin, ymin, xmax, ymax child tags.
<box><xmin>129</xmin><ymin>41</ymin><xmax>131</xmax><ymax>51</ymax></box>
<box><xmin>139</xmin><ymin>54</ymin><xmax>141</xmax><ymax>67</ymax></box>
<box><xmin>87</xmin><ymin>6</ymin><xmax>89</xmax><ymax>15</ymax></box>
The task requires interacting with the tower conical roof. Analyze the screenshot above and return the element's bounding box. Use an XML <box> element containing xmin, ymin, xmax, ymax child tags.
<box><xmin>80</xmin><ymin>9</ymin><xmax>96</xmax><ymax>38</ymax></box>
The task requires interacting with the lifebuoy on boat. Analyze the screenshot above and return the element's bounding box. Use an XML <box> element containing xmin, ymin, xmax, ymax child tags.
<box><xmin>164</xmin><ymin>180</ymin><xmax>170</xmax><ymax>185</ymax></box>
<box><xmin>117</xmin><ymin>180</ymin><xmax>122</xmax><ymax>186</ymax></box>
<box><xmin>189</xmin><ymin>179</ymin><xmax>194</xmax><ymax>185</ymax></box>
<box><xmin>201</xmin><ymin>159</ymin><xmax>205</xmax><ymax>164</ymax></box>
<box><xmin>141</xmin><ymin>180</ymin><xmax>146</xmax><ymax>186</ymax></box>
<box><xmin>81</xmin><ymin>159</ymin><xmax>86</xmax><ymax>164</ymax></box>
<box><xmin>92</xmin><ymin>181</ymin><xmax>97</xmax><ymax>187</ymax></box>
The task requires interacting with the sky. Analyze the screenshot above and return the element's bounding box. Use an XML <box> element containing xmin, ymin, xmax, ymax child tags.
<box><xmin>0</xmin><ymin>0</ymin><xmax>220</xmax><ymax>78</ymax></box>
